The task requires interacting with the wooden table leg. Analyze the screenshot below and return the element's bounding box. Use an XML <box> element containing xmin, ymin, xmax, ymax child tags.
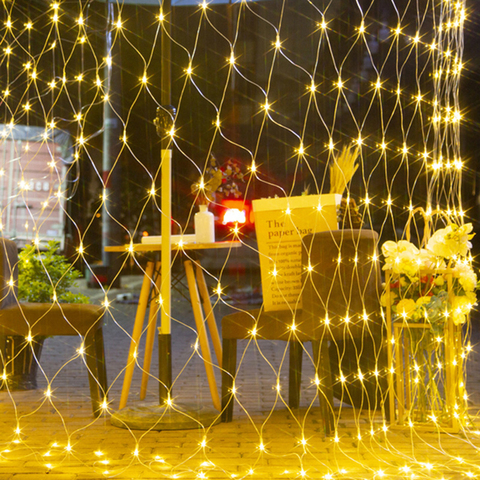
<box><xmin>195</xmin><ymin>263</ymin><xmax>222</xmax><ymax>368</ymax></box>
<box><xmin>184</xmin><ymin>260</ymin><xmax>221</xmax><ymax>411</ymax></box>
<box><xmin>119</xmin><ymin>261</ymin><xmax>155</xmax><ymax>410</ymax></box>
<box><xmin>140</xmin><ymin>261</ymin><xmax>162</xmax><ymax>400</ymax></box>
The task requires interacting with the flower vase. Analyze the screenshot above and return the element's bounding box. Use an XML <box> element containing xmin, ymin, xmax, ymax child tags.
<box><xmin>195</xmin><ymin>204</ymin><xmax>215</xmax><ymax>243</ymax></box>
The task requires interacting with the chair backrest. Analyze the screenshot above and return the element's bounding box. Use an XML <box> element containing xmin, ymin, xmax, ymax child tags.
<box><xmin>0</xmin><ymin>238</ymin><xmax>19</xmax><ymax>309</ymax></box>
<box><xmin>301</xmin><ymin>229</ymin><xmax>382</xmax><ymax>341</ymax></box>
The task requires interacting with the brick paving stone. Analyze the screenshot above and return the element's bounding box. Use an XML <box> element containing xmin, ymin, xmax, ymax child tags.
<box><xmin>1</xmin><ymin>275</ymin><xmax>480</xmax><ymax>479</ymax></box>
<box><xmin>0</xmin><ymin>470</ymin><xmax>35</xmax><ymax>476</ymax></box>
<box><xmin>11</xmin><ymin>476</ymin><xmax>76</xmax><ymax>480</ymax></box>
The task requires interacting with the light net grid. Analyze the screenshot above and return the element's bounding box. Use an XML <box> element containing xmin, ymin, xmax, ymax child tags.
<box><xmin>0</xmin><ymin>0</ymin><xmax>478</xmax><ymax>479</ymax></box>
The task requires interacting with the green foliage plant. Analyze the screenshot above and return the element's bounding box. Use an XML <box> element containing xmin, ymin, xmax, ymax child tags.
<box><xmin>18</xmin><ymin>241</ymin><xmax>89</xmax><ymax>304</ymax></box>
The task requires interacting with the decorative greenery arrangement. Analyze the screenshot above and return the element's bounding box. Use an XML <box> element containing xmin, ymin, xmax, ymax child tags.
<box><xmin>382</xmin><ymin>223</ymin><xmax>477</xmax><ymax>333</ymax></box>
<box><xmin>18</xmin><ymin>241</ymin><xmax>89</xmax><ymax>304</ymax></box>
<box><xmin>192</xmin><ymin>155</ymin><xmax>245</xmax><ymax>204</ymax></box>
<box><xmin>329</xmin><ymin>145</ymin><xmax>360</xmax><ymax>196</ymax></box>
<box><xmin>329</xmin><ymin>145</ymin><xmax>363</xmax><ymax>228</ymax></box>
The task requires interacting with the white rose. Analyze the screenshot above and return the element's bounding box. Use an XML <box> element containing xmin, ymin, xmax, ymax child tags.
<box><xmin>393</xmin><ymin>250</ymin><xmax>420</xmax><ymax>278</ymax></box>
<box><xmin>382</xmin><ymin>240</ymin><xmax>419</xmax><ymax>258</ymax></box>
<box><xmin>453</xmin><ymin>261</ymin><xmax>477</xmax><ymax>292</ymax></box>
<box><xmin>382</xmin><ymin>240</ymin><xmax>400</xmax><ymax>259</ymax></box>
<box><xmin>419</xmin><ymin>248</ymin><xmax>441</xmax><ymax>270</ymax></box>
<box><xmin>451</xmin><ymin>295</ymin><xmax>473</xmax><ymax>325</ymax></box>
<box><xmin>427</xmin><ymin>223</ymin><xmax>474</xmax><ymax>259</ymax></box>
<box><xmin>426</xmin><ymin>227</ymin><xmax>454</xmax><ymax>258</ymax></box>
<box><xmin>395</xmin><ymin>298</ymin><xmax>417</xmax><ymax>318</ymax></box>
<box><xmin>382</xmin><ymin>240</ymin><xmax>419</xmax><ymax>278</ymax></box>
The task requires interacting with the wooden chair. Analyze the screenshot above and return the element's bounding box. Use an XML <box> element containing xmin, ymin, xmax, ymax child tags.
<box><xmin>221</xmin><ymin>229</ymin><xmax>386</xmax><ymax>434</ymax></box>
<box><xmin>0</xmin><ymin>238</ymin><xmax>108</xmax><ymax>417</ymax></box>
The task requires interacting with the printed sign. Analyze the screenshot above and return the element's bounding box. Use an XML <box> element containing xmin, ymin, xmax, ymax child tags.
<box><xmin>252</xmin><ymin>194</ymin><xmax>341</xmax><ymax>311</ymax></box>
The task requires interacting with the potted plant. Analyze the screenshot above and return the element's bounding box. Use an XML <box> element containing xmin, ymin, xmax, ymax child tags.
<box><xmin>2</xmin><ymin>241</ymin><xmax>88</xmax><ymax>390</ymax></box>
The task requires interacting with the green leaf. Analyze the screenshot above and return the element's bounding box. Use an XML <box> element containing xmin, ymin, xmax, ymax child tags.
<box><xmin>18</xmin><ymin>241</ymin><xmax>90</xmax><ymax>304</ymax></box>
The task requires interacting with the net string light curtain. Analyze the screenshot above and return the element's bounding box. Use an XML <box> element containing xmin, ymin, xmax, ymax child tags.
<box><xmin>0</xmin><ymin>0</ymin><xmax>476</xmax><ymax>479</ymax></box>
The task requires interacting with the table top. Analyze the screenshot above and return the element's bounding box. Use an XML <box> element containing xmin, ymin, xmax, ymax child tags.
<box><xmin>105</xmin><ymin>240</ymin><xmax>242</xmax><ymax>253</ymax></box>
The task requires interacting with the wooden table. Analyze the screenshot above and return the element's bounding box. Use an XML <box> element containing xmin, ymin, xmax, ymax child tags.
<box><xmin>105</xmin><ymin>240</ymin><xmax>241</xmax><ymax>411</ymax></box>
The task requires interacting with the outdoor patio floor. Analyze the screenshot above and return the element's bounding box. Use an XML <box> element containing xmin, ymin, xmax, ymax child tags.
<box><xmin>1</xmin><ymin>273</ymin><xmax>480</xmax><ymax>480</ymax></box>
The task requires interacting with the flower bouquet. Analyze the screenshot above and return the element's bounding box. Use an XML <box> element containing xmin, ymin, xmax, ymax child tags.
<box><xmin>192</xmin><ymin>155</ymin><xmax>245</xmax><ymax>205</ymax></box>
<box><xmin>382</xmin><ymin>216</ymin><xmax>477</xmax><ymax>429</ymax></box>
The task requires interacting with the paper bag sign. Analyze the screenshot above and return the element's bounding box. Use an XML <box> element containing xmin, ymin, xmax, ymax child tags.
<box><xmin>252</xmin><ymin>194</ymin><xmax>341</xmax><ymax>312</ymax></box>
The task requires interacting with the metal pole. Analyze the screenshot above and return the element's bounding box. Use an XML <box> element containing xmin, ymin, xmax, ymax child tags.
<box><xmin>157</xmin><ymin>0</ymin><xmax>174</xmax><ymax>403</ymax></box>
<box><xmin>101</xmin><ymin>0</ymin><xmax>122</xmax><ymax>285</ymax></box>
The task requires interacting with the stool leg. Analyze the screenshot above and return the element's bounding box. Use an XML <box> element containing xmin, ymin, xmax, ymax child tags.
<box><xmin>221</xmin><ymin>338</ymin><xmax>237</xmax><ymax>423</ymax></box>
<box><xmin>94</xmin><ymin>328</ymin><xmax>108</xmax><ymax>399</ymax></box>
<box><xmin>195</xmin><ymin>264</ymin><xmax>222</xmax><ymax>368</ymax></box>
<box><xmin>312</xmin><ymin>339</ymin><xmax>334</xmax><ymax>436</ymax></box>
<box><xmin>140</xmin><ymin>262</ymin><xmax>162</xmax><ymax>400</ymax></box>
<box><xmin>119</xmin><ymin>261</ymin><xmax>155</xmax><ymax>409</ymax></box>
<box><xmin>289</xmin><ymin>340</ymin><xmax>302</xmax><ymax>409</ymax></box>
<box><xmin>85</xmin><ymin>332</ymin><xmax>102</xmax><ymax>417</ymax></box>
<box><xmin>184</xmin><ymin>260</ymin><xmax>221</xmax><ymax>411</ymax></box>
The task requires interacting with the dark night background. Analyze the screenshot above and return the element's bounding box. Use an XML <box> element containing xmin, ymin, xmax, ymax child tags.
<box><xmin>2</xmin><ymin>0</ymin><xmax>478</xmax><ymax>262</ymax></box>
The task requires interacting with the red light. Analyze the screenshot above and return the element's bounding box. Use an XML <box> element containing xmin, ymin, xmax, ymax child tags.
<box><xmin>223</xmin><ymin>208</ymin><xmax>246</xmax><ymax>225</ymax></box>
